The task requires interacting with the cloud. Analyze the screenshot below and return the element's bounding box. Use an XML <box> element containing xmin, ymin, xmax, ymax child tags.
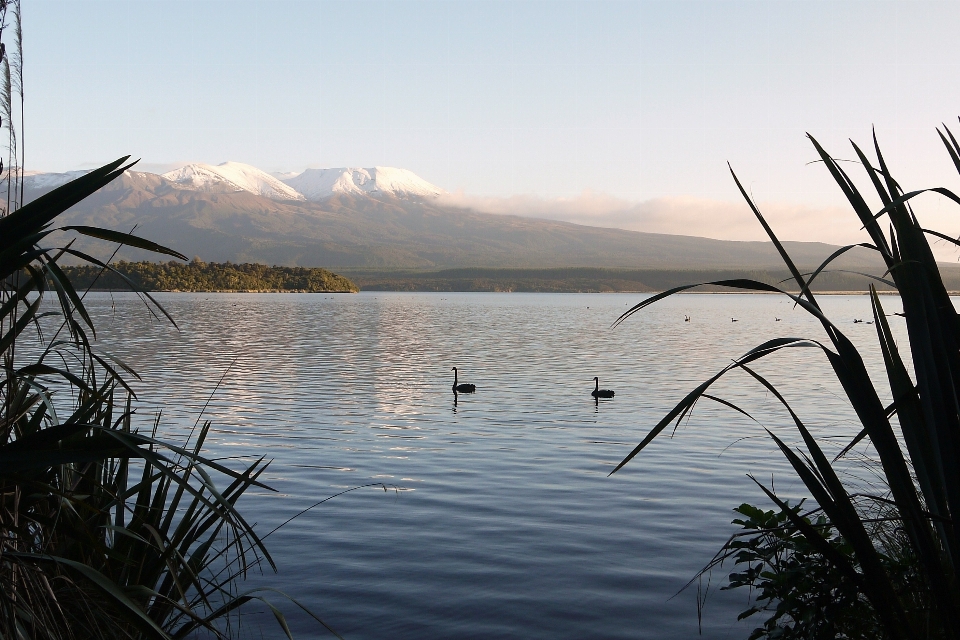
<box><xmin>439</xmin><ymin>190</ymin><xmax>862</xmax><ymax>243</ymax></box>
<box><xmin>438</xmin><ymin>189</ymin><xmax>960</xmax><ymax>262</ymax></box>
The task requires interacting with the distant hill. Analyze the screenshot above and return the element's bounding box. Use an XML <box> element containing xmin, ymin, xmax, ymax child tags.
<box><xmin>345</xmin><ymin>266</ymin><xmax>960</xmax><ymax>293</ymax></box>
<box><xmin>26</xmin><ymin>164</ymin><xmax>887</xmax><ymax>273</ymax></box>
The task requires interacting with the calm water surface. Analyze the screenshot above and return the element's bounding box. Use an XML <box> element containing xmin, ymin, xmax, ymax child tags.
<box><xmin>85</xmin><ymin>292</ymin><xmax>907</xmax><ymax>639</ymax></box>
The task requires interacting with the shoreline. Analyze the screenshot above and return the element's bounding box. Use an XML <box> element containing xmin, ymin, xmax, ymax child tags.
<box><xmin>82</xmin><ymin>288</ymin><xmax>357</xmax><ymax>293</ymax></box>
<box><xmin>78</xmin><ymin>288</ymin><xmax>931</xmax><ymax>295</ymax></box>
<box><xmin>341</xmin><ymin>266</ymin><xmax>951</xmax><ymax>294</ymax></box>
<box><xmin>161</xmin><ymin>289</ymin><xmax>356</xmax><ymax>293</ymax></box>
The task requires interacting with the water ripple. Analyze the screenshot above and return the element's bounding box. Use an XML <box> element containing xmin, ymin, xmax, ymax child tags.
<box><xmin>83</xmin><ymin>291</ymin><xmax>909</xmax><ymax>639</ymax></box>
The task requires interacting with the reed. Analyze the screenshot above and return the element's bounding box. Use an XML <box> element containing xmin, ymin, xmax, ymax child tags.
<box><xmin>0</xmin><ymin>160</ymin><xmax>312</xmax><ymax>639</ymax></box>
<box><xmin>0</xmin><ymin>6</ymin><xmax>352</xmax><ymax>637</ymax></box>
<box><xmin>0</xmin><ymin>5</ymin><xmax>336</xmax><ymax>634</ymax></box>
<box><xmin>611</xmin><ymin>124</ymin><xmax>960</xmax><ymax>639</ymax></box>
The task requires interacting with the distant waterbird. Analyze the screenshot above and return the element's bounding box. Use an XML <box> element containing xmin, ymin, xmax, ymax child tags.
<box><xmin>452</xmin><ymin>367</ymin><xmax>476</xmax><ymax>393</ymax></box>
<box><xmin>592</xmin><ymin>377</ymin><xmax>615</xmax><ymax>399</ymax></box>
<box><xmin>731</xmin><ymin>317</ymin><xmax>738</xmax><ymax>322</ymax></box>
<box><xmin>684</xmin><ymin>315</ymin><xmax>690</xmax><ymax>322</ymax></box>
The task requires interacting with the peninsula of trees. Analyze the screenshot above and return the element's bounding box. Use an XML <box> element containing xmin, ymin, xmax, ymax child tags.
<box><xmin>61</xmin><ymin>260</ymin><xmax>359</xmax><ymax>293</ymax></box>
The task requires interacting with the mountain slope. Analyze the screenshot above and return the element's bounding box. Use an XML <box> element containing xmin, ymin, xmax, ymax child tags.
<box><xmin>28</xmin><ymin>171</ymin><xmax>886</xmax><ymax>272</ymax></box>
<box><xmin>22</xmin><ymin>169</ymin><xmax>90</xmax><ymax>190</ymax></box>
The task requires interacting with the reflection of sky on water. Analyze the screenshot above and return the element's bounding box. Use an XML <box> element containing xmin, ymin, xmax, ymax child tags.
<box><xmin>77</xmin><ymin>291</ymin><xmax>913</xmax><ymax>639</ymax></box>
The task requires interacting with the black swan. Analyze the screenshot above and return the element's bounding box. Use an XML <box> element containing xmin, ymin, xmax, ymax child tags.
<box><xmin>592</xmin><ymin>377</ymin><xmax>615</xmax><ymax>399</ymax></box>
<box><xmin>452</xmin><ymin>367</ymin><xmax>476</xmax><ymax>393</ymax></box>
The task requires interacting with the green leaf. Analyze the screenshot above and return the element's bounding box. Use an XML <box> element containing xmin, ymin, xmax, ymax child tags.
<box><xmin>44</xmin><ymin>256</ymin><xmax>96</xmax><ymax>337</ymax></box>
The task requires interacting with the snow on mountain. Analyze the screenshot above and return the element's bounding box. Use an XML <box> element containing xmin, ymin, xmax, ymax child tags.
<box><xmin>282</xmin><ymin>167</ymin><xmax>444</xmax><ymax>201</ymax></box>
<box><xmin>23</xmin><ymin>169</ymin><xmax>90</xmax><ymax>190</ymax></box>
<box><xmin>22</xmin><ymin>163</ymin><xmax>443</xmax><ymax>203</ymax></box>
<box><xmin>162</xmin><ymin>162</ymin><xmax>305</xmax><ymax>201</ymax></box>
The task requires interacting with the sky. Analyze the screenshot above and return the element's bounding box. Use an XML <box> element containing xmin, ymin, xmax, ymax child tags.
<box><xmin>24</xmin><ymin>0</ymin><xmax>960</xmax><ymax>251</ymax></box>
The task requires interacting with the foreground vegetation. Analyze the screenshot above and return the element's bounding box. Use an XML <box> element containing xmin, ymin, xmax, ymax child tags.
<box><xmin>4</xmin><ymin>158</ymin><xmax>343</xmax><ymax>638</ymax></box>
<box><xmin>9</xmin><ymin>171</ymin><xmax>353</xmax><ymax>639</ymax></box>
<box><xmin>62</xmin><ymin>260</ymin><xmax>358</xmax><ymax>293</ymax></box>
<box><xmin>0</xmin><ymin>8</ymin><xmax>332</xmax><ymax>636</ymax></box>
<box><xmin>6</xmin><ymin>162</ymin><xmax>248</xmax><ymax>636</ymax></box>
<box><xmin>612</xmin><ymin>124</ymin><xmax>960</xmax><ymax>638</ymax></box>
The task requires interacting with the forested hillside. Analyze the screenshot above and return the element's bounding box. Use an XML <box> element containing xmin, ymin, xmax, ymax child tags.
<box><xmin>62</xmin><ymin>260</ymin><xmax>358</xmax><ymax>292</ymax></box>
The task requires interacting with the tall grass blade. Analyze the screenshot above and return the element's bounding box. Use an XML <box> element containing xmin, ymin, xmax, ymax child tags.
<box><xmin>614</xmin><ymin>125</ymin><xmax>960</xmax><ymax>637</ymax></box>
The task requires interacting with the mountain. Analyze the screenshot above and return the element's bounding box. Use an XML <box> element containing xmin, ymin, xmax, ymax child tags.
<box><xmin>15</xmin><ymin>162</ymin><xmax>896</xmax><ymax>281</ymax></box>
<box><xmin>161</xmin><ymin>162</ymin><xmax>305</xmax><ymax>201</ymax></box>
<box><xmin>22</xmin><ymin>169</ymin><xmax>90</xmax><ymax>190</ymax></box>
<box><xmin>281</xmin><ymin>167</ymin><xmax>444</xmax><ymax>200</ymax></box>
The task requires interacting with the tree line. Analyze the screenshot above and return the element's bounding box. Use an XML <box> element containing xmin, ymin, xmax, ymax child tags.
<box><xmin>61</xmin><ymin>259</ymin><xmax>359</xmax><ymax>292</ymax></box>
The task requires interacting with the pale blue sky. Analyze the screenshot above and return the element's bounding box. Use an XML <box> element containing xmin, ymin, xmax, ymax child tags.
<box><xmin>25</xmin><ymin>1</ymin><xmax>960</xmax><ymax>214</ymax></box>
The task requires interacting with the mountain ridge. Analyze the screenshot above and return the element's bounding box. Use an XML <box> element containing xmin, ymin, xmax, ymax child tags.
<box><xmin>161</xmin><ymin>162</ymin><xmax>306</xmax><ymax>201</ymax></box>
<box><xmin>282</xmin><ymin>166</ymin><xmax>445</xmax><ymax>200</ymax></box>
<box><xmin>22</xmin><ymin>164</ymin><xmax>889</xmax><ymax>274</ymax></box>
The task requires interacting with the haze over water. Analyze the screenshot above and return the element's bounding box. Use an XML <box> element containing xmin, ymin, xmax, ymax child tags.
<box><xmin>87</xmin><ymin>291</ymin><xmax>905</xmax><ymax>639</ymax></box>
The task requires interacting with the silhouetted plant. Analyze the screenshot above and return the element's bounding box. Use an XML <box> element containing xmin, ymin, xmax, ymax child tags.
<box><xmin>612</xmin><ymin>123</ymin><xmax>960</xmax><ymax>639</ymax></box>
<box><xmin>0</xmin><ymin>11</ymin><xmax>339</xmax><ymax>637</ymax></box>
<box><xmin>708</xmin><ymin>502</ymin><xmax>897</xmax><ymax>639</ymax></box>
<box><xmin>0</xmin><ymin>159</ymin><xmax>299</xmax><ymax>639</ymax></box>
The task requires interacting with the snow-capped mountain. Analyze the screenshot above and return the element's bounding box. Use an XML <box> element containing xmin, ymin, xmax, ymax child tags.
<box><xmin>282</xmin><ymin>167</ymin><xmax>444</xmax><ymax>201</ymax></box>
<box><xmin>17</xmin><ymin>162</ymin><xmax>888</xmax><ymax>275</ymax></box>
<box><xmin>162</xmin><ymin>162</ymin><xmax>305</xmax><ymax>201</ymax></box>
<box><xmin>22</xmin><ymin>169</ymin><xmax>91</xmax><ymax>190</ymax></box>
<box><xmin>22</xmin><ymin>162</ymin><xmax>443</xmax><ymax>203</ymax></box>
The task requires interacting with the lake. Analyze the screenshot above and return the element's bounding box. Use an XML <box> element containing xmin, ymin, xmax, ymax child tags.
<box><xmin>85</xmin><ymin>291</ymin><xmax>903</xmax><ymax>639</ymax></box>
